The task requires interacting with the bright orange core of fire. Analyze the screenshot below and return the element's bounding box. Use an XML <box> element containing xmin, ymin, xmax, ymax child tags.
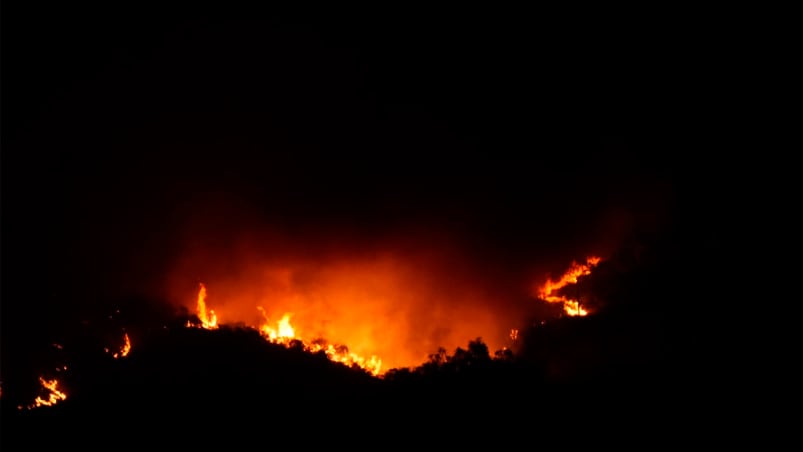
<box><xmin>177</xmin><ymin>252</ymin><xmax>602</xmax><ymax>375</ymax></box>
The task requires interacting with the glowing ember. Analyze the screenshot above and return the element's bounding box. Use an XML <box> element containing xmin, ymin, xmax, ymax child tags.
<box><xmin>196</xmin><ymin>283</ymin><xmax>218</xmax><ymax>329</ymax></box>
<box><xmin>21</xmin><ymin>377</ymin><xmax>67</xmax><ymax>410</ymax></box>
<box><xmin>113</xmin><ymin>333</ymin><xmax>131</xmax><ymax>359</ymax></box>
<box><xmin>192</xmin><ymin>286</ymin><xmax>383</xmax><ymax>376</ymax></box>
<box><xmin>536</xmin><ymin>256</ymin><xmax>601</xmax><ymax>316</ymax></box>
<box><xmin>509</xmin><ymin>329</ymin><xmax>519</xmax><ymax>341</ymax></box>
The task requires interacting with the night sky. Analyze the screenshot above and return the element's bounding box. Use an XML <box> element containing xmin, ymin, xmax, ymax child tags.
<box><xmin>2</xmin><ymin>5</ymin><xmax>752</xmax><ymax>398</ymax></box>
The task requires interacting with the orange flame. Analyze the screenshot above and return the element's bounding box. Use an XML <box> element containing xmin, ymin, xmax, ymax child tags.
<box><xmin>169</xmin><ymin>242</ymin><xmax>524</xmax><ymax>373</ymax></box>
<box><xmin>21</xmin><ymin>377</ymin><xmax>67</xmax><ymax>410</ymax></box>
<box><xmin>113</xmin><ymin>333</ymin><xmax>131</xmax><ymax>359</ymax></box>
<box><xmin>536</xmin><ymin>256</ymin><xmax>601</xmax><ymax>316</ymax></box>
<box><xmin>258</xmin><ymin>309</ymin><xmax>383</xmax><ymax>374</ymax></box>
<box><xmin>192</xmin><ymin>287</ymin><xmax>383</xmax><ymax>375</ymax></box>
<box><xmin>196</xmin><ymin>283</ymin><xmax>218</xmax><ymax>329</ymax></box>
<box><xmin>258</xmin><ymin>308</ymin><xmax>295</xmax><ymax>341</ymax></box>
<box><xmin>308</xmin><ymin>342</ymin><xmax>383</xmax><ymax>375</ymax></box>
<box><xmin>254</xmin><ymin>304</ymin><xmax>383</xmax><ymax>375</ymax></box>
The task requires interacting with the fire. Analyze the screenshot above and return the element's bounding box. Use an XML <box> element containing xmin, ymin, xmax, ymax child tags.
<box><xmin>536</xmin><ymin>256</ymin><xmax>601</xmax><ymax>316</ymax></box>
<box><xmin>193</xmin><ymin>285</ymin><xmax>384</xmax><ymax>376</ymax></box>
<box><xmin>196</xmin><ymin>283</ymin><xmax>218</xmax><ymax>329</ymax></box>
<box><xmin>171</xmin><ymin>247</ymin><xmax>527</xmax><ymax>371</ymax></box>
<box><xmin>21</xmin><ymin>377</ymin><xmax>67</xmax><ymax>410</ymax></box>
<box><xmin>113</xmin><ymin>333</ymin><xmax>131</xmax><ymax>359</ymax></box>
<box><xmin>258</xmin><ymin>308</ymin><xmax>295</xmax><ymax>340</ymax></box>
<box><xmin>308</xmin><ymin>342</ymin><xmax>383</xmax><ymax>375</ymax></box>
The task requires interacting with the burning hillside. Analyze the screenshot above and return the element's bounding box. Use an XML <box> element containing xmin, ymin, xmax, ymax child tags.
<box><xmin>2</xmin><ymin>6</ymin><xmax>708</xmax><ymax>447</ymax></box>
<box><xmin>6</xmin><ymin>234</ymin><xmax>612</xmax><ymax>415</ymax></box>
<box><xmin>190</xmin><ymin>282</ymin><xmax>383</xmax><ymax>375</ymax></box>
<box><xmin>175</xmin><ymin>234</ymin><xmax>607</xmax><ymax>378</ymax></box>
<box><xmin>166</xmin><ymin>229</ymin><xmax>528</xmax><ymax>372</ymax></box>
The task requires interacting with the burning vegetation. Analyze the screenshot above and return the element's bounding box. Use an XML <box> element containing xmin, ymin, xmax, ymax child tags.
<box><xmin>115</xmin><ymin>333</ymin><xmax>132</xmax><ymax>359</ymax></box>
<box><xmin>19</xmin><ymin>377</ymin><xmax>67</xmax><ymax>410</ymax></box>
<box><xmin>190</xmin><ymin>283</ymin><xmax>383</xmax><ymax>375</ymax></box>
<box><xmin>105</xmin><ymin>333</ymin><xmax>131</xmax><ymax>359</ymax></box>
<box><xmin>194</xmin><ymin>283</ymin><xmax>217</xmax><ymax>329</ymax></box>
<box><xmin>5</xmin><ymin>240</ymin><xmax>692</xmax><ymax>452</ymax></box>
<box><xmin>536</xmin><ymin>256</ymin><xmax>602</xmax><ymax>316</ymax></box>
<box><xmin>181</xmin><ymin>254</ymin><xmax>604</xmax><ymax>377</ymax></box>
<box><xmin>14</xmin><ymin>251</ymin><xmax>610</xmax><ymax>413</ymax></box>
<box><xmin>169</xmin><ymin>242</ymin><xmax>524</xmax><ymax>372</ymax></box>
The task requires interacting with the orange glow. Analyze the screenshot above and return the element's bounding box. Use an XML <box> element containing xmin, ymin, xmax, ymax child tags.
<box><xmin>308</xmin><ymin>342</ymin><xmax>383</xmax><ymax>376</ymax></box>
<box><xmin>169</xmin><ymin>238</ymin><xmax>532</xmax><ymax>372</ymax></box>
<box><xmin>113</xmin><ymin>333</ymin><xmax>131</xmax><ymax>359</ymax></box>
<box><xmin>196</xmin><ymin>283</ymin><xmax>218</xmax><ymax>329</ymax></box>
<box><xmin>197</xmin><ymin>296</ymin><xmax>384</xmax><ymax>375</ymax></box>
<box><xmin>536</xmin><ymin>256</ymin><xmax>601</xmax><ymax>316</ymax></box>
<box><xmin>258</xmin><ymin>308</ymin><xmax>295</xmax><ymax>341</ymax></box>
<box><xmin>22</xmin><ymin>377</ymin><xmax>67</xmax><ymax>410</ymax></box>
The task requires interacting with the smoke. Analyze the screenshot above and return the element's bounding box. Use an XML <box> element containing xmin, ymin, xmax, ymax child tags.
<box><xmin>135</xmin><ymin>130</ymin><xmax>679</xmax><ymax>368</ymax></box>
<box><xmin>154</xmin><ymin>158</ymin><xmax>675</xmax><ymax>371</ymax></box>
<box><xmin>162</xmin><ymin>204</ymin><xmax>523</xmax><ymax>370</ymax></box>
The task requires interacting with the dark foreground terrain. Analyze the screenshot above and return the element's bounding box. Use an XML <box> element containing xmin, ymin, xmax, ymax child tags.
<box><xmin>2</xmin><ymin>223</ymin><xmax>749</xmax><ymax>447</ymax></box>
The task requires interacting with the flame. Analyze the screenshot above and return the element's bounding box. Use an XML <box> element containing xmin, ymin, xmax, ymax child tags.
<box><xmin>170</xmin><ymin>242</ymin><xmax>523</xmax><ymax>372</ymax></box>
<box><xmin>193</xmin><ymin>289</ymin><xmax>383</xmax><ymax>375</ymax></box>
<box><xmin>21</xmin><ymin>377</ymin><xmax>67</xmax><ymax>410</ymax></box>
<box><xmin>258</xmin><ymin>309</ymin><xmax>383</xmax><ymax>375</ymax></box>
<box><xmin>258</xmin><ymin>308</ymin><xmax>295</xmax><ymax>341</ymax></box>
<box><xmin>196</xmin><ymin>283</ymin><xmax>218</xmax><ymax>329</ymax></box>
<box><xmin>308</xmin><ymin>342</ymin><xmax>383</xmax><ymax>376</ymax></box>
<box><xmin>113</xmin><ymin>333</ymin><xmax>131</xmax><ymax>359</ymax></box>
<box><xmin>536</xmin><ymin>256</ymin><xmax>601</xmax><ymax>316</ymax></box>
<box><xmin>254</xmin><ymin>304</ymin><xmax>383</xmax><ymax>376</ymax></box>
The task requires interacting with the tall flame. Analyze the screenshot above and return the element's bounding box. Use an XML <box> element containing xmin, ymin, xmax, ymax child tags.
<box><xmin>537</xmin><ymin>256</ymin><xmax>601</xmax><ymax>316</ymax></box>
<box><xmin>196</xmin><ymin>283</ymin><xmax>218</xmax><ymax>329</ymax></box>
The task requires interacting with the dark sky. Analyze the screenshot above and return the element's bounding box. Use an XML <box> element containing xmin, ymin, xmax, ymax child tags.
<box><xmin>3</xmin><ymin>5</ymin><xmax>749</xmax><ymax>372</ymax></box>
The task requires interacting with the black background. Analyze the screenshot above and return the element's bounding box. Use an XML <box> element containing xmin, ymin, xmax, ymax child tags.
<box><xmin>2</xmin><ymin>4</ymin><xmax>763</xmax><ymax>398</ymax></box>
